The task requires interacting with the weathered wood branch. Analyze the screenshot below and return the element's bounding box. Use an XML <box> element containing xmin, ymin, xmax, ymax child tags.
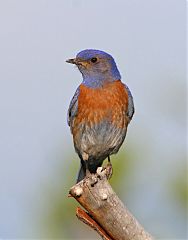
<box><xmin>76</xmin><ymin>206</ymin><xmax>112</xmax><ymax>240</ymax></box>
<box><xmin>69</xmin><ymin>166</ymin><xmax>154</xmax><ymax>240</ymax></box>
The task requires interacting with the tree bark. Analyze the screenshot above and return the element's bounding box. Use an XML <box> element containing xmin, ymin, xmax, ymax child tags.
<box><xmin>69</xmin><ymin>166</ymin><xmax>154</xmax><ymax>240</ymax></box>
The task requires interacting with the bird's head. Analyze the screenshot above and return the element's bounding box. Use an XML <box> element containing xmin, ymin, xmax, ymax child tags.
<box><xmin>66</xmin><ymin>49</ymin><xmax>121</xmax><ymax>88</ymax></box>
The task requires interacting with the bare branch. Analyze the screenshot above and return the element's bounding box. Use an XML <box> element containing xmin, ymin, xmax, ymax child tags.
<box><xmin>76</xmin><ymin>207</ymin><xmax>113</xmax><ymax>240</ymax></box>
<box><xmin>69</xmin><ymin>167</ymin><xmax>154</xmax><ymax>240</ymax></box>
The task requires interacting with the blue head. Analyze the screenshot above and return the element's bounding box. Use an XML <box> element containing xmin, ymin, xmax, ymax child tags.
<box><xmin>66</xmin><ymin>49</ymin><xmax>121</xmax><ymax>88</ymax></box>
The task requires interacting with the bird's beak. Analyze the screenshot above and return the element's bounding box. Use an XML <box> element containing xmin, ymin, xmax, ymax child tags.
<box><xmin>66</xmin><ymin>58</ymin><xmax>77</xmax><ymax>64</ymax></box>
<box><xmin>66</xmin><ymin>58</ymin><xmax>87</xmax><ymax>67</ymax></box>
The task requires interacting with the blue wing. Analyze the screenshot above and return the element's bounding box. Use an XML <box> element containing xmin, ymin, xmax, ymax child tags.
<box><xmin>124</xmin><ymin>84</ymin><xmax>135</xmax><ymax>121</ymax></box>
<box><xmin>67</xmin><ymin>87</ymin><xmax>80</xmax><ymax>126</ymax></box>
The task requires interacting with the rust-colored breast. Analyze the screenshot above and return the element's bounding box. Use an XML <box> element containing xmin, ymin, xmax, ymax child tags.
<box><xmin>74</xmin><ymin>80</ymin><xmax>129</xmax><ymax>129</ymax></box>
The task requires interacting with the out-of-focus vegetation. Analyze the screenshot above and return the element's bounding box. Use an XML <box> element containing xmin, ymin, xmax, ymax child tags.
<box><xmin>169</xmin><ymin>168</ymin><xmax>188</xmax><ymax>209</ymax></box>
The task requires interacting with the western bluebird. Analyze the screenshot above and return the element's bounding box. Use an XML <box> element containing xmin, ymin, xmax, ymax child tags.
<box><xmin>66</xmin><ymin>49</ymin><xmax>134</xmax><ymax>183</ymax></box>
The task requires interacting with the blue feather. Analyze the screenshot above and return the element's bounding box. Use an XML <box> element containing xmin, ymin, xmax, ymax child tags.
<box><xmin>76</xmin><ymin>49</ymin><xmax>121</xmax><ymax>88</ymax></box>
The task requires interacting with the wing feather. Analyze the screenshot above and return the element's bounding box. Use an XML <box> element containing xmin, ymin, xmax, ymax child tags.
<box><xmin>67</xmin><ymin>87</ymin><xmax>80</xmax><ymax>126</ymax></box>
<box><xmin>124</xmin><ymin>84</ymin><xmax>134</xmax><ymax>121</ymax></box>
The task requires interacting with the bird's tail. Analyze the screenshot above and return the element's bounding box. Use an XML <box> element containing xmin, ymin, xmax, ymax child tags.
<box><xmin>76</xmin><ymin>159</ymin><xmax>103</xmax><ymax>183</ymax></box>
<box><xmin>76</xmin><ymin>163</ymin><xmax>86</xmax><ymax>183</ymax></box>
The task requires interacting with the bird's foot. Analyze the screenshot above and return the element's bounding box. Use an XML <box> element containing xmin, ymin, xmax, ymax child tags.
<box><xmin>85</xmin><ymin>168</ymin><xmax>92</xmax><ymax>178</ymax></box>
<box><xmin>85</xmin><ymin>168</ymin><xmax>99</xmax><ymax>186</ymax></box>
<box><xmin>106</xmin><ymin>162</ymin><xmax>113</xmax><ymax>180</ymax></box>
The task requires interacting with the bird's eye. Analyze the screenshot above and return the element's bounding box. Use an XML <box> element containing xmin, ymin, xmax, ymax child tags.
<box><xmin>90</xmin><ymin>57</ymin><xmax>98</xmax><ymax>63</ymax></box>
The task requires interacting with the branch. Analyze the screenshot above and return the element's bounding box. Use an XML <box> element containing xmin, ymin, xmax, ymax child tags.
<box><xmin>76</xmin><ymin>207</ymin><xmax>112</xmax><ymax>240</ymax></box>
<box><xmin>69</xmin><ymin>166</ymin><xmax>154</xmax><ymax>240</ymax></box>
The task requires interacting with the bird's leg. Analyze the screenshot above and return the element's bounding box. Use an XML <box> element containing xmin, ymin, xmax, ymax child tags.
<box><xmin>106</xmin><ymin>156</ymin><xmax>113</xmax><ymax>179</ymax></box>
<box><xmin>82</xmin><ymin>152</ymin><xmax>91</xmax><ymax>178</ymax></box>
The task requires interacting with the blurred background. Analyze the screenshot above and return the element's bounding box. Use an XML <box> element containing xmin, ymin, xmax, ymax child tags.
<box><xmin>0</xmin><ymin>0</ymin><xmax>186</xmax><ymax>239</ymax></box>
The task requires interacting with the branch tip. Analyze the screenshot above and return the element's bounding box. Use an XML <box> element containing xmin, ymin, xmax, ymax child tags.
<box><xmin>70</xmin><ymin>185</ymin><xmax>83</xmax><ymax>198</ymax></box>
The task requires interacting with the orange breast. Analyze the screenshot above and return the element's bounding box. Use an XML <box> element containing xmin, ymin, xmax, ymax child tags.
<box><xmin>75</xmin><ymin>80</ymin><xmax>128</xmax><ymax>129</ymax></box>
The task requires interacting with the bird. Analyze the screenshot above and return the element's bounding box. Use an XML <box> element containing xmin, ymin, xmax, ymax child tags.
<box><xmin>66</xmin><ymin>49</ymin><xmax>134</xmax><ymax>183</ymax></box>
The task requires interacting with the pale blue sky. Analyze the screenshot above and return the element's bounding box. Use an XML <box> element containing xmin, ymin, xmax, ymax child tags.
<box><xmin>0</xmin><ymin>0</ymin><xmax>186</xmax><ymax>238</ymax></box>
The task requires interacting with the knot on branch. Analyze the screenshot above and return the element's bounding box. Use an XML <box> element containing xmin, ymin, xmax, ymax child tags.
<box><xmin>69</xmin><ymin>165</ymin><xmax>111</xmax><ymax>199</ymax></box>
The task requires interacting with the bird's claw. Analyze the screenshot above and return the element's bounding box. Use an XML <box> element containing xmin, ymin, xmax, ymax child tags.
<box><xmin>85</xmin><ymin>168</ymin><xmax>92</xmax><ymax>178</ymax></box>
<box><xmin>106</xmin><ymin>162</ymin><xmax>113</xmax><ymax>179</ymax></box>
